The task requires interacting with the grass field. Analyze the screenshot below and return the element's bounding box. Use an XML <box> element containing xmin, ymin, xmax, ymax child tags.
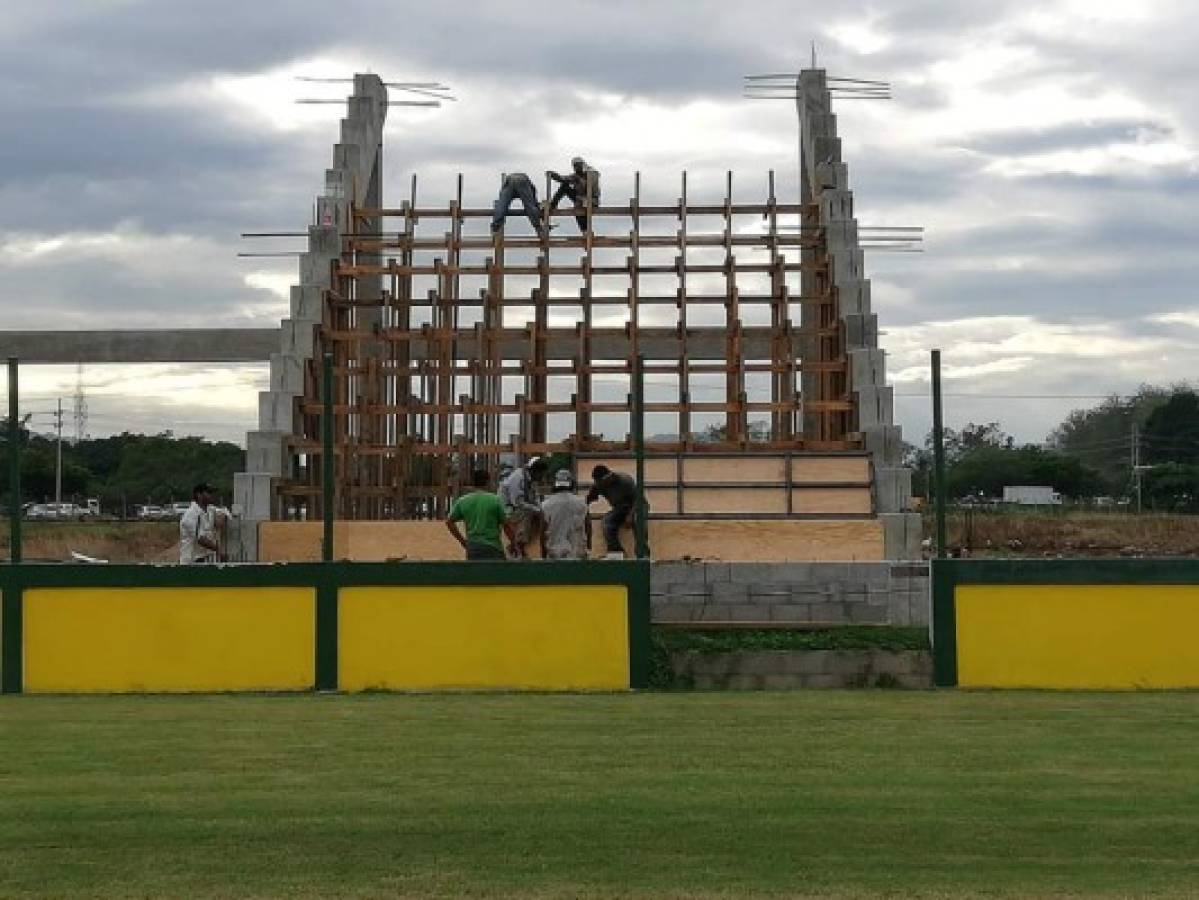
<box><xmin>4</xmin><ymin>693</ymin><xmax>1199</xmax><ymax>897</ymax></box>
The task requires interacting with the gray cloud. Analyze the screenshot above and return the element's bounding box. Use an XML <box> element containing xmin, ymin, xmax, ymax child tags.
<box><xmin>3</xmin><ymin>1</ymin><xmax>1199</xmax><ymax>446</ymax></box>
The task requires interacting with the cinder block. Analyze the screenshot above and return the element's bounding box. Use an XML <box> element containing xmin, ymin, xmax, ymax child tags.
<box><xmin>703</xmin><ymin>562</ymin><xmax>732</xmax><ymax>584</ymax></box>
<box><xmin>799</xmin><ymin>673</ymin><xmax>851</xmax><ymax>689</ymax></box>
<box><xmin>782</xmin><ymin>650</ymin><xmax>831</xmax><ymax>675</ymax></box>
<box><xmin>269</xmin><ymin>353</ymin><xmax>305</xmax><ymax>394</ymax></box>
<box><xmin>848</xmin><ymin>603</ymin><xmax>889</xmax><ymax>625</ymax></box>
<box><xmin>233</xmin><ymin>472</ymin><xmax>274</xmax><ymax>523</ymax></box>
<box><xmin>257</xmin><ymin>390</ymin><xmax>296</xmax><ymax>433</ymax></box>
<box><xmin>875</xmin><ymin>467</ymin><xmax>913</xmax><ymax>514</ymax></box>
<box><xmin>653</xmin><ymin>561</ymin><xmax>704</xmax><ymax>584</ymax></box>
<box><xmin>727</xmin><ymin>603</ymin><xmax>772</xmax><ymax>622</ymax></box>
<box><xmin>810</xmin><ymin>562</ymin><xmax>851</xmax><ymax>581</ymax></box>
<box><xmin>650</xmin><ymin>603</ymin><xmax>701</xmax><ymax>622</ymax></box>
<box><xmin>761</xmin><ymin>674</ymin><xmax>803</xmax><ymax>690</ymax></box>
<box><xmin>710</xmin><ymin>582</ymin><xmax>748</xmax><ymax>603</ymax></box>
<box><xmin>882</xmin><ymin>512</ymin><xmax>923</xmax><ymax>561</ymax></box>
<box><xmin>768</xmin><ymin>603</ymin><xmax>812</xmax><ymax>622</ymax></box>
<box><xmin>809</xmin><ymin>601</ymin><xmax>848</xmax><ymax>623</ymax></box>
<box><xmin>245</xmin><ymin>430</ymin><xmax>288</xmax><ymax>477</ymax></box>
<box><xmin>847</xmin><ymin>562</ymin><xmax>890</xmax><ymax>587</ymax></box>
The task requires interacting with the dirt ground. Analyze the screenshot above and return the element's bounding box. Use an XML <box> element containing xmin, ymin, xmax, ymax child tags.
<box><xmin>0</xmin><ymin>522</ymin><xmax>179</xmax><ymax>563</ymax></box>
<box><xmin>936</xmin><ymin>508</ymin><xmax>1199</xmax><ymax>557</ymax></box>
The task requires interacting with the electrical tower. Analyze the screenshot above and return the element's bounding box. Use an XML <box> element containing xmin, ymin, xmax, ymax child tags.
<box><xmin>72</xmin><ymin>362</ymin><xmax>87</xmax><ymax>444</ymax></box>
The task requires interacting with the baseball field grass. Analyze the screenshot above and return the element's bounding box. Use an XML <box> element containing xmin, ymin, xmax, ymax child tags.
<box><xmin>3</xmin><ymin>691</ymin><xmax>1199</xmax><ymax>897</ymax></box>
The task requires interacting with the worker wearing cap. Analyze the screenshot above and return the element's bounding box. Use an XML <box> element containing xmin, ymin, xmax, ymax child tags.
<box><xmin>548</xmin><ymin>156</ymin><xmax>601</xmax><ymax>232</ymax></box>
<box><xmin>179</xmin><ymin>482</ymin><xmax>221</xmax><ymax>564</ymax></box>
<box><xmin>498</xmin><ymin>456</ymin><xmax>548</xmax><ymax>558</ymax></box>
<box><xmin>540</xmin><ymin>469</ymin><xmax>592</xmax><ymax>560</ymax></box>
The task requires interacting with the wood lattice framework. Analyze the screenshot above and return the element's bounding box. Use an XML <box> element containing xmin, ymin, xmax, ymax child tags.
<box><xmin>281</xmin><ymin>171</ymin><xmax>860</xmax><ymax>519</ymax></box>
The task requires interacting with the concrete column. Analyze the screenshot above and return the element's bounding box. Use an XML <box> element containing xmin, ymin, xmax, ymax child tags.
<box><xmin>797</xmin><ymin>68</ymin><xmax>917</xmax><ymax>556</ymax></box>
<box><xmin>233</xmin><ymin>75</ymin><xmax>388</xmax><ymax>559</ymax></box>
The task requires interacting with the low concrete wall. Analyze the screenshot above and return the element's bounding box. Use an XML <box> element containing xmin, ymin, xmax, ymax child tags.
<box><xmin>652</xmin><ymin>561</ymin><xmax>930</xmax><ymax>627</ymax></box>
<box><xmin>670</xmin><ymin>649</ymin><xmax>932</xmax><ymax>689</ymax></box>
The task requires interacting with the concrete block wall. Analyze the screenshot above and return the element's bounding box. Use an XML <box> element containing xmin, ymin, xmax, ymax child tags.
<box><xmin>651</xmin><ymin>561</ymin><xmax>930</xmax><ymax>627</ymax></box>
<box><xmin>797</xmin><ymin>69</ymin><xmax>920</xmax><ymax>557</ymax></box>
<box><xmin>232</xmin><ymin>75</ymin><xmax>388</xmax><ymax>560</ymax></box>
<box><xmin>670</xmin><ymin>649</ymin><xmax>932</xmax><ymax>689</ymax></box>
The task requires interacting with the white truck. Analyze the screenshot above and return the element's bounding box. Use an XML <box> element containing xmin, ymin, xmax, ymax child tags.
<box><xmin>1002</xmin><ymin>485</ymin><xmax>1062</xmax><ymax>506</ymax></box>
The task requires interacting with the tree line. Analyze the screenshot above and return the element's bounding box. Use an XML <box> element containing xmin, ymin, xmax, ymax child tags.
<box><xmin>908</xmin><ymin>385</ymin><xmax>1199</xmax><ymax>510</ymax></box>
<box><xmin>0</xmin><ymin>429</ymin><xmax>243</xmax><ymax>515</ymax></box>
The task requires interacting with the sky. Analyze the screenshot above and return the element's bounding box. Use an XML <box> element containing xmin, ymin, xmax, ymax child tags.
<box><xmin>2</xmin><ymin>0</ymin><xmax>1198</xmax><ymax>448</ymax></box>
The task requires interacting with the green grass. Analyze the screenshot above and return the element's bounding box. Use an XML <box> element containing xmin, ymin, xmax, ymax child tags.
<box><xmin>655</xmin><ymin>626</ymin><xmax>930</xmax><ymax>654</ymax></box>
<box><xmin>3</xmin><ymin>693</ymin><xmax>1199</xmax><ymax>897</ymax></box>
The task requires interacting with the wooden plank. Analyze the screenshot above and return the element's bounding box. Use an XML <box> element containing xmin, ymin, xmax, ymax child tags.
<box><xmin>790</xmin><ymin>487</ymin><xmax>873</xmax><ymax>514</ymax></box>
<box><xmin>683</xmin><ymin>487</ymin><xmax>788</xmax><ymax>514</ymax></box>
<box><xmin>792</xmin><ymin>456</ymin><xmax>871</xmax><ymax>483</ymax></box>
<box><xmin>683</xmin><ymin>456</ymin><xmax>786</xmax><ymax>483</ymax></box>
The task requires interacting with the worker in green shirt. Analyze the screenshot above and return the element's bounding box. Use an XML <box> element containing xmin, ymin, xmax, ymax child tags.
<box><xmin>445</xmin><ymin>469</ymin><xmax>516</xmax><ymax>561</ymax></box>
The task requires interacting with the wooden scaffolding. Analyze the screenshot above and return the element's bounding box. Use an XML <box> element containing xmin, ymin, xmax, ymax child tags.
<box><xmin>279</xmin><ymin>170</ymin><xmax>859</xmax><ymax>519</ymax></box>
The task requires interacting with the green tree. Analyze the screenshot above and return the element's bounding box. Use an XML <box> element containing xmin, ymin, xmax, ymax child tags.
<box><xmin>1142</xmin><ymin>390</ymin><xmax>1199</xmax><ymax>466</ymax></box>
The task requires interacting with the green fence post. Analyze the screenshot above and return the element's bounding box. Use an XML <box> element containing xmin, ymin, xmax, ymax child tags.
<box><xmin>322</xmin><ymin>352</ymin><xmax>334</xmax><ymax>564</ymax></box>
<box><xmin>931</xmin><ymin>349</ymin><xmax>947</xmax><ymax>559</ymax></box>
<box><xmin>633</xmin><ymin>353</ymin><xmax>649</xmax><ymax>559</ymax></box>
<box><xmin>7</xmin><ymin>357</ymin><xmax>20</xmax><ymax>565</ymax></box>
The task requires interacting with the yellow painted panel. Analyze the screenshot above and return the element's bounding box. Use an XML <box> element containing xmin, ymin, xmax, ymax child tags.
<box><xmin>24</xmin><ymin>587</ymin><xmax>315</xmax><ymax>693</ymax></box>
<box><xmin>340</xmin><ymin>585</ymin><xmax>629</xmax><ymax>691</ymax></box>
<box><xmin>957</xmin><ymin>584</ymin><xmax>1199</xmax><ymax>689</ymax></box>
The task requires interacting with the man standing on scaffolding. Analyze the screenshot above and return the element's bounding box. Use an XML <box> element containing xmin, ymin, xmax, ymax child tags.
<box><xmin>547</xmin><ymin>157</ymin><xmax>601</xmax><ymax>232</ymax></box>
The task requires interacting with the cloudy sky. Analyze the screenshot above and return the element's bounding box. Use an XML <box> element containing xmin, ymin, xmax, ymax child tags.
<box><xmin>2</xmin><ymin>0</ymin><xmax>1197</xmax><ymax>447</ymax></box>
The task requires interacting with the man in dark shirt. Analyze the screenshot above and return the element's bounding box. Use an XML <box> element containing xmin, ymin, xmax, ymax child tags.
<box><xmin>446</xmin><ymin>469</ymin><xmax>516</xmax><ymax>560</ymax></box>
<box><xmin>585</xmin><ymin>464</ymin><xmax>640</xmax><ymax>557</ymax></box>
<box><xmin>548</xmin><ymin>157</ymin><xmax>600</xmax><ymax>232</ymax></box>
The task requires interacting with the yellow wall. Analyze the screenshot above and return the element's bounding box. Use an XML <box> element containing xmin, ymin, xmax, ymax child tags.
<box><xmin>339</xmin><ymin>585</ymin><xmax>630</xmax><ymax>691</ymax></box>
<box><xmin>956</xmin><ymin>583</ymin><xmax>1199</xmax><ymax>689</ymax></box>
<box><xmin>23</xmin><ymin>587</ymin><xmax>315</xmax><ymax>693</ymax></box>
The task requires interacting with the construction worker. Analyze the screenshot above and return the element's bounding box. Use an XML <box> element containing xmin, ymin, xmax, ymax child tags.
<box><xmin>540</xmin><ymin>469</ymin><xmax>591</xmax><ymax>560</ymax></box>
<box><xmin>179</xmin><ymin>482</ymin><xmax>221</xmax><ymax>564</ymax></box>
<box><xmin>499</xmin><ymin>456</ymin><xmax>547</xmax><ymax>558</ymax></box>
<box><xmin>491</xmin><ymin>172</ymin><xmax>549</xmax><ymax>236</ymax></box>
<box><xmin>586</xmin><ymin>465</ymin><xmax>643</xmax><ymax>558</ymax></box>
<box><xmin>446</xmin><ymin>469</ymin><xmax>516</xmax><ymax>561</ymax></box>
<box><xmin>548</xmin><ymin>157</ymin><xmax>601</xmax><ymax>231</ymax></box>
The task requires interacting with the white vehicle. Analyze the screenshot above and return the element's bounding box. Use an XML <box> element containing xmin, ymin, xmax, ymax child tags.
<box><xmin>136</xmin><ymin>504</ymin><xmax>170</xmax><ymax>521</ymax></box>
<box><xmin>1002</xmin><ymin>485</ymin><xmax>1062</xmax><ymax>506</ymax></box>
<box><xmin>169</xmin><ymin>502</ymin><xmax>191</xmax><ymax>518</ymax></box>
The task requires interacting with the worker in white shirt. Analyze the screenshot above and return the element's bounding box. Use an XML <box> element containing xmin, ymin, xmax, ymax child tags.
<box><xmin>179</xmin><ymin>482</ymin><xmax>221</xmax><ymax>564</ymax></box>
<box><xmin>540</xmin><ymin>469</ymin><xmax>591</xmax><ymax>559</ymax></box>
<box><xmin>498</xmin><ymin>456</ymin><xmax>548</xmax><ymax>558</ymax></box>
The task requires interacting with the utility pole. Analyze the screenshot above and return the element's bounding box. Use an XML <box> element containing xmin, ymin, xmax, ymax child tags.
<box><xmin>1132</xmin><ymin>422</ymin><xmax>1142</xmax><ymax>514</ymax></box>
<box><xmin>54</xmin><ymin>398</ymin><xmax>63</xmax><ymax>506</ymax></box>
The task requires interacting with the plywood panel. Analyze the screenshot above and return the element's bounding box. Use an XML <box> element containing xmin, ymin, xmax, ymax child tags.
<box><xmin>790</xmin><ymin>487</ymin><xmax>873</xmax><ymax>514</ymax></box>
<box><xmin>683</xmin><ymin>487</ymin><xmax>788</xmax><ymax>514</ymax></box>
<box><xmin>791</xmin><ymin>456</ymin><xmax>870</xmax><ymax>484</ymax></box>
<box><xmin>259</xmin><ymin>517</ymin><xmax>884</xmax><ymax>562</ymax></box>
<box><xmin>683</xmin><ymin>456</ymin><xmax>786</xmax><ymax>484</ymax></box>
<box><xmin>584</xmin><ymin>458</ymin><xmax>677</xmax><ymax>483</ymax></box>
<box><xmin>645</xmin><ymin>487</ymin><xmax>679</xmax><ymax>514</ymax></box>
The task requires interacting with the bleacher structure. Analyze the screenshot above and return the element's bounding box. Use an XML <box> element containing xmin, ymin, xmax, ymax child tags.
<box><xmin>234</xmin><ymin>72</ymin><xmax>919</xmax><ymax>561</ymax></box>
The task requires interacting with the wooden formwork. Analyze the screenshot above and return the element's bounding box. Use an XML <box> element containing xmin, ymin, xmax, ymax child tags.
<box><xmin>280</xmin><ymin>171</ymin><xmax>858</xmax><ymax>519</ymax></box>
